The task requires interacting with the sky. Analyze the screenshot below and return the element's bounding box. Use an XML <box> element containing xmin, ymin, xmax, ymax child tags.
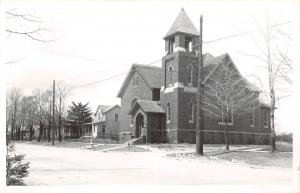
<box><xmin>1</xmin><ymin>0</ymin><xmax>299</xmax><ymax>133</ymax></box>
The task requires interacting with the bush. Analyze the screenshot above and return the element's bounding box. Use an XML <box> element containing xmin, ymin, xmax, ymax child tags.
<box><xmin>276</xmin><ymin>133</ymin><xmax>293</xmax><ymax>143</ymax></box>
<box><xmin>6</xmin><ymin>143</ymin><xmax>30</xmax><ymax>185</ymax></box>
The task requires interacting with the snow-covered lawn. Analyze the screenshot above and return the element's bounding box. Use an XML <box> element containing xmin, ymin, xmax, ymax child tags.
<box><xmin>13</xmin><ymin>143</ymin><xmax>292</xmax><ymax>187</ymax></box>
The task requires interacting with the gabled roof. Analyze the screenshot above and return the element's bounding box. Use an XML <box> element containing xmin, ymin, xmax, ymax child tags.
<box><xmin>164</xmin><ymin>8</ymin><xmax>199</xmax><ymax>39</ymax></box>
<box><xmin>202</xmin><ymin>53</ymin><xmax>262</xmax><ymax>92</ymax></box>
<box><xmin>94</xmin><ymin>105</ymin><xmax>110</xmax><ymax>116</ymax></box>
<box><xmin>117</xmin><ymin>64</ymin><xmax>164</xmax><ymax>97</ymax></box>
<box><xmin>128</xmin><ymin>100</ymin><xmax>165</xmax><ymax>115</ymax></box>
<box><xmin>103</xmin><ymin>104</ymin><xmax>120</xmax><ymax>114</ymax></box>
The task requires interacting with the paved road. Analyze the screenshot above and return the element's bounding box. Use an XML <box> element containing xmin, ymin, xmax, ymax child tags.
<box><xmin>13</xmin><ymin>143</ymin><xmax>294</xmax><ymax>192</ymax></box>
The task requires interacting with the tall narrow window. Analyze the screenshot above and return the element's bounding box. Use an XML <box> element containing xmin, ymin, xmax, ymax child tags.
<box><xmin>264</xmin><ymin>110</ymin><xmax>268</xmax><ymax>128</ymax></box>
<box><xmin>227</xmin><ymin>106</ymin><xmax>233</xmax><ymax>124</ymax></box>
<box><xmin>187</xmin><ymin>64</ymin><xmax>193</xmax><ymax>86</ymax></box>
<box><xmin>219</xmin><ymin>105</ymin><xmax>225</xmax><ymax>123</ymax></box>
<box><xmin>168</xmin><ymin>65</ymin><xmax>173</xmax><ymax>86</ymax></box>
<box><xmin>189</xmin><ymin>102</ymin><xmax>195</xmax><ymax>123</ymax></box>
<box><xmin>219</xmin><ymin>105</ymin><xmax>233</xmax><ymax>124</ymax></box>
<box><xmin>115</xmin><ymin>114</ymin><xmax>118</xmax><ymax>122</ymax></box>
<box><xmin>185</xmin><ymin>36</ymin><xmax>193</xmax><ymax>52</ymax></box>
<box><xmin>135</xmin><ymin>76</ymin><xmax>139</xmax><ymax>86</ymax></box>
<box><xmin>250</xmin><ymin>105</ymin><xmax>255</xmax><ymax>127</ymax></box>
<box><xmin>166</xmin><ymin>103</ymin><xmax>170</xmax><ymax>122</ymax></box>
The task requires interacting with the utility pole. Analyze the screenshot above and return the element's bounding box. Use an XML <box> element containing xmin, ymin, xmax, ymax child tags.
<box><xmin>52</xmin><ymin>80</ymin><xmax>55</xmax><ymax>146</ymax></box>
<box><xmin>196</xmin><ymin>15</ymin><xmax>204</xmax><ymax>155</ymax></box>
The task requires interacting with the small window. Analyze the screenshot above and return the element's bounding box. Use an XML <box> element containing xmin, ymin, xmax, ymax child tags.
<box><xmin>166</xmin><ymin>103</ymin><xmax>170</xmax><ymax>122</ymax></box>
<box><xmin>185</xmin><ymin>36</ymin><xmax>193</xmax><ymax>52</ymax></box>
<box><xmin>250</xmin><ymin>105</ymin><xmax>255</xmax><ymax>127</ymax></box>
<box><xmin>115</xmin><ymin>114</ymin><xmax>118</xmax><ymax>122</ymax></box>
<box><xmin>133</xmin><ymin>76</ymin><xmax>139</xmax><ymax>87</ymax></box>
<box><xmin>169</xmin><ymin>38</ymin><xmax>175</xmax><ymax>53</ymax></box>
<box><xmin>264</xmin><ymin>110</ymin><xmax>268</xmax><ymax>128</ymax></box>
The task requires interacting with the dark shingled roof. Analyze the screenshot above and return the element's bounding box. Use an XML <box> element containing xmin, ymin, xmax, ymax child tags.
<box><xmin>129</xmin><ymin>100</ymin><xmax>165</xmax><ymax>115</ymax></box>
<box><xmin>117</xmin><ymin>64</ymin><xmax>164</xmax><ymax>97</ymax></box>
<box><xmin>134</xmin><ymin>64</ymin><xmax>163</xmax><ymax>89</ymax></box>
<box><xmin>164</xmin><ymin>8</ymin><xmax>199</xmax><ymax>39</ymax></box>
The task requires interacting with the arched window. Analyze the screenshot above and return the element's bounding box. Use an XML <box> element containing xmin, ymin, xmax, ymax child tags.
<box><xmin>168</xmin><ymin>65</ymin><xmax>173</xmax><ymax>86</ymax></box>
<box><xmin>166</xmin><ymin>103</ymin><xmax>170</xmax><ymax>122</ymax></box>
<box><xmin>187</xmin><ymin>64</ymin><xmax>193</xmax><ymax>86</ymax></box>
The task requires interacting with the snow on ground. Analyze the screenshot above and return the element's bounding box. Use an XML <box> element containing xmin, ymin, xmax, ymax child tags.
<box><xmin>11</xmin><ymin>142</ymin><xmax>292</xmax><ymax>188</ymax></box>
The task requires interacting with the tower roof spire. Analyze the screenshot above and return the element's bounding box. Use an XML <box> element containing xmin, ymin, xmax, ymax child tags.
<box><xmin>164</xmin><ymin>8</ymin><xmax>199</xmax><ymax>39</ymax></box>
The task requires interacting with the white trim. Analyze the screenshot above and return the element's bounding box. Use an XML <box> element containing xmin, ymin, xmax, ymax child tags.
<box><xmin>174</xmin><ymin>82</ymin><xmax>184</xmax><ymax>88</ymax></box>
<box><xmin>183</xmin><ymin>86</ymin><xmax>197</xmax><ymax>93</ymax></box>
<box><xmin>164</xmin><ymin>86</ymin><xmax>174</xmax><ymax>93</ymax></box>
<box><xmin>164</xmin><ymin>82</ymin><xmax>184</xmax><ymax>93</ymax></box>
<box><xmin>174</xmin><ymin>47</ymin><xmax>186</xmax><ymax>52</ymax></box>
<box><xmin>218</xmin><ymin>122</ymin><xmax>233</xmax><ymax>126</ymax></box>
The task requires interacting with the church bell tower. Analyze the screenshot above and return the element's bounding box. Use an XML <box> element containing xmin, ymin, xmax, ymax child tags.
<box><xmin>160</xmin><ymin>8</ymin><xmax>200</xmax><ymax>143</ymax></box>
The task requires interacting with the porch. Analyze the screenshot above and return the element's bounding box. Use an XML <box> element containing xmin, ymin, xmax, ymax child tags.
<box><xmin>129</xmin><ymin>100</ymin><xmax>167</xmax><ymax>143</ymax></box>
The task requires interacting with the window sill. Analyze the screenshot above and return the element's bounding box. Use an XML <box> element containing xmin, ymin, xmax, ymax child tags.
<box><xmin>264</xmin><ymin>126</ymin><xmax>268</xmax><ymax>128</ymax></box>
<box><xmin>188</xmin><ymin>120</ymin><xmax>194</xmax><ymax>124</ymax></box>
<box><xmin>130</xmin><ymin>124</ymin><xmax>133</xmax><ymax>127</ymax></box>
<box><xmin>218</xmin><ymin>122</ymin><xmax>233</xmax><ymax>126</ymax></box>
<box><xmin>167</xmin><ymin>120</ymin><xmax>170</xmax><ymax>124</ymax></box>
<box><xmin>250</xmin><ymin>124</ymin><xmax>254</xmax><ymax>127</ymax></box>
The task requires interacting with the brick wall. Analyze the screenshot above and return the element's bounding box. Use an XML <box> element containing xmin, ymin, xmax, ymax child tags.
<box><xmin>119</xmin><ymin>70</ymin><xmax>153</xmax><ymax>134</ymax></box>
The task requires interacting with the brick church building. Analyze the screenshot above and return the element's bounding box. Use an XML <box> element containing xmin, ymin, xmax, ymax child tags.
<box><xmin>117</xmin><ymin>8</ymin><xmax>271</xmax><ymax>144</ymax></box>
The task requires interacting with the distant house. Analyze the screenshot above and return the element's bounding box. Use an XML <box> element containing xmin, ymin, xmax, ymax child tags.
<box><xmin>115</xmin><ymin>8</ymin><xmax>271</xmax><ymax>144</ymax></box>
<box><xmin>92</xmin><ymin>105</ymin><xmax>120</xmax><ymax>140</ymax></box>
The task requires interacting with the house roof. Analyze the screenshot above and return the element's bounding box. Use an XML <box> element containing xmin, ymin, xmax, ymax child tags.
<box><xmin>103</xmin><ymin>104</ymin><xmax>120</xmax><ymax>114</ymax></box>
<box><xmin>164</xmin><ymin>8</ymin><xmax>199</xmax><ymax>39</ymax></box>
<box><xmin>202</xmin><ymin>53</ymin><xmax>262</xmax><ymax>92</ymax></box>
<box><xmin>94</xmin><ymin>105</ymin><xmax>110</xmax><ymax>116</ymax></box>
<box><xmin>117</xmin><ymin>64</ymin><xmax>164</xmax><ymax>97</ymax></box>
<box><xmin>128</xmin><ymin>100</ymin><xmax>165</xmax><ymax>115</ymax></box>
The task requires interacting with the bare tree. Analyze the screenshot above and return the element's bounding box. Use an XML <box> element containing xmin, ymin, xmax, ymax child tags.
<box><xmin>32</xmin><ymin>89</ymin><xmax>50</xmax><ymax>142</ymax></box>
<box><xmin>55</xmin><ymin>81</ymin><xmax>69</xmax><ymax>142</ymax></box>
<box><xmin>5</xmin><ymin>9</ymin><xmax>54</xmax><ymax>43</ymax></box>
<box><xmin>6</xmin><ymin>88</ymin><xmax>23</xmax><ymax>143</ymax></box>
<box><xmin>203</xmin><ymin>55</ymin><xmax>259</xmax><ymax>150</ymax></box>
<box><xmin>241</xmin><ymin>18</ymin><xmax>292</xmax><ymax>152</ymax></box>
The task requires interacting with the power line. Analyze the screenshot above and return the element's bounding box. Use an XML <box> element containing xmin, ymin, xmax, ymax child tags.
<box><xmin>11</xmin><ymin>20</ymin><xmax>292</xmax><ymax>91</ymax></box>
<box><xmin>70</xmin><ymin>59</ymin><xmax>162</xmax><ymax>90</ymax></box>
